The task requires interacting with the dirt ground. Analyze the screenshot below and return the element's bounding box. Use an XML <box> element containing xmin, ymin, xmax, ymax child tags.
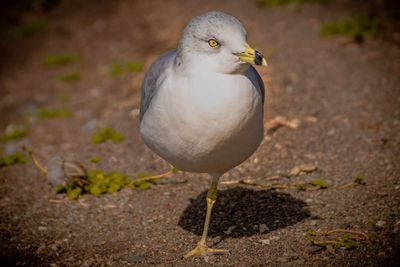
<box><xmin>1</xmin><ymin>0</ymin><xmax>399</xmax><ymax>266</ymax></box>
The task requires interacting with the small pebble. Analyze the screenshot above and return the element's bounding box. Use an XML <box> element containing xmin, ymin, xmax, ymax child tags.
<box><xmin>286</xmin><ymin>85</ymin><xmax>295</xmax><ymax>93</ymax></box>
<box><xmin>224</xmin><ymin>225</ymin><xmax>236</xmax><ymax>235</ymax></box>
<box><xmin>4</xmin><ymin>141</ymin><xmax>19</xmax><ymax>156</ymax></box>
<box><xmin>83</xmin><ymin>119</ymin><xmax>97</xmax><ymax>132</ymax></box>
<box><xmin>375</xmin><ymin>220</ymin><xmax>386</xmax><ymax>228</ymax></box>
<box><xmin>51</xmin><ymin>244</ymin><xmax>64</xmax><ymax>255</ymax></box>
<box><xmin>259</xmin><ymin>239</ymin><xmax>270</xmax><ymax>245</ymax></box>
<box><xmin>259</xmin><ymin>224</ymin><xmax>269</xmax><ymax>233</ymax></box>
<box><xmin>123</xmin><ymin>255</ymin><xmax>145</xmax><ymax>263</ymax></box>
<box><xmin>47</xmin><ymin>157</ymin><xmax>65</xmax><ymax>186</ymax></box>
<box><xmin>37</xmin><ymin>243</ymin><xmax>46</xmax><ymax>253</ymax></box>
<box><xmin>204</xmin><ymin>255</ymin><xmax>210</xmax><ymax>262</ymax></box>
<box><xmin>308</xmin><ymin>245</ymin><xmax>324</xmax><ymax>254</ymax></box>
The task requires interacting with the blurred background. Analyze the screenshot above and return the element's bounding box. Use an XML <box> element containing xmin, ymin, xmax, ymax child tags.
<box><xmin>0</xmin><ymin>0</ymin><xmax>399</xmax><ymax>266</ymax></box>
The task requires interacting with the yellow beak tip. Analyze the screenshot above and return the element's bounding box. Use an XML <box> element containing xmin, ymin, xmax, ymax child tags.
<box><xmin>235</xmin><ymin>47</ymin><xmax>268</xmax><ymax>67</ymax></box>
<box><xmin>262</xmin><ymin>58</ymin><xmax>268</xmax><ymax>66</ymax></box>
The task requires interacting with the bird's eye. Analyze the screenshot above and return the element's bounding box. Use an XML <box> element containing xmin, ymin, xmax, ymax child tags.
<box><xmin>208</xmin><ymin>39</ymin><xmax>219</xmax><ymax>48</ymax></box>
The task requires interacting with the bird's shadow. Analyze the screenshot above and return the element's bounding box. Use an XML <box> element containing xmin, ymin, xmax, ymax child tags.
<box><xmin>178</xmin><ymin>187</ymin><xmax>310</xmax><ymax>238</ymax></box>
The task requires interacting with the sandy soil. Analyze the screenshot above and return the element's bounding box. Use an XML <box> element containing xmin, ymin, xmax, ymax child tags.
<box><xmin>0</xmin><ymin>0</ymin><xmax>399</xmax><ymax>266</ymax></box>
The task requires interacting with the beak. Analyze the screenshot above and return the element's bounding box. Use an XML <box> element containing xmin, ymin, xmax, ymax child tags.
<box><xmin>233</xmin><ymin>45</ymin><xmax>267</xmax><ymax>66</ymax></box>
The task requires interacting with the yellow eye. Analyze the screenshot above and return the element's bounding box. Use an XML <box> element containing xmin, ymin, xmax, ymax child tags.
<box><xmin>208</xmin><ymin>39</ymin><xmax>219</xmax><ymax>47</ymax></box>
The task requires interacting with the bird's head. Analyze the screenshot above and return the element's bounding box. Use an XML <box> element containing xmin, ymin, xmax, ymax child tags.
<box><xmin>177</xmin><ymin>11</ymin><xmax>267</xmax><ymax>74</ymax></box>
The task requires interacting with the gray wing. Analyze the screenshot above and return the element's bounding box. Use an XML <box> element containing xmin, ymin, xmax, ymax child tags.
<box><xmin>139</xmin><ymin>50</ymin><xmax>176</xmax><ymax>121</ymax></box>
<box><xmin>249</xmin><ymin>65</ymin><xmax>265</xmax><ymax>106</ymax></box>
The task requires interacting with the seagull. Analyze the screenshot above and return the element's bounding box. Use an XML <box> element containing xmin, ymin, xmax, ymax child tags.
<box><xmin>139</xmin><ymin>11</ymin><xmax>267</xmax><ymax>257</ymax></box>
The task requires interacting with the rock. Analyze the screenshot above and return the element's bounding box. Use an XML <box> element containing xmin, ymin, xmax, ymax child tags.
<box><xmin>204</xmin><ymin>255</ymin><xmax>210</xmax><ymax>263</ymax></box>
<box><xmin>4</xmin><ymin>141</ymin><xmax>19</xmax><ymax>156</ymax></box>
<box><xmin>259</xmin><ymin>239</ymin><xmax>270</xmax><ymax>245</ymax></box>
<box><xmin>259</xmin><ymin>224</ymin><xmax>269</xmax><ymax>233</ymax></box>
<box><xmin>375</xmin><ymin>220</ymin><xmax>386</xmax><ymax>228</ymax></box>
<box><xmin>47</xmin><ymin>157</ymin><xmax>87</xmax><ymax>187</ymax></box>
<box><xmin>272</xmin><ymin>236</ymin><xmax>280</xmax><ymax>241</ymax></box>
<box><xmin>21</xmin><ymin>103</ymin><xmax>39</xmax><ymax>117</ymax></box>
<box><xmin>47</xmin><ymin>157</ymin><xmax>66</xmax><ymax>186</ymax></box>
<box><xmin>308</xmin><ymin>245</ymin><xmax>324</xmax><ymax>254</ymax></box>
<box><xmin>123</xmin><ymin>255</ymin><xmax>145</xmax><ymax>263</ymax></box>
<box><xmin>130</xmin><ymin>109</ymin><xmax>140</xmax><ymax>118</ymax></box>
<box><xmin>277</xmin><ymin>257</ymin><xmax>288</xmax><ymax>263</ymax></box>
<box><xmin>36</xmin><ymin>243</ymin><xmax>46</xmax><ymax>254</ymax></box>
<box><xmin>51</xmin><ymin>243</ymin><xmax>64</xmax><ymax>255</ymax></box>
<box><xmin>289</xmin><ymin>164</ymin><xmax>317</xmax><ymax>176</ymax></box>
<box><xmin>293</xmin><ymin>259</ymin><xmax>305</xmax><ymax>265</ymax></box>
<box><xmin>286</xmin><ymin>85</ymin><xmax>295</xmax><ymax>93</ymax></box>
<box><xmin>83</xmin><ymin>119</ymin><xmax>97</xmax><ymax>132</ymax></box>
<box><xmin>224</xmin><ymin>225</ymin><xmax>236</xmax><ymax>235</ymax></box>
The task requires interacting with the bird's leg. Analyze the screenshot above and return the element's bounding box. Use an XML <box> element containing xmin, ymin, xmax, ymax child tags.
<box><xmin>184</xmin><ymin>174</ymin><xmax>229</xmax><ymax>258</ymax></box>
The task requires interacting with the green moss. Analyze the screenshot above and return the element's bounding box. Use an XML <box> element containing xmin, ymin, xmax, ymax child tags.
<box><xmin>90</xmin><ymin>156</ymin><xmax>102</xmax><ymax>163</ymax></box>
<box><xmin>7</xmin><ymin>19</ymin><xmax>48</xmax><ymax>38</ymax></box>
<box><xmin>296</xmin><ymin>183</ymin><xmax>307</xmax><ymax>191</ymax></box>
<box><xmin>0</xmin><ymin>151</ymin><xmax>28</xmax><ymax>167</ymax></box>
<box><xmin>108</xmin><ymin>182</ymin><xmax>122</xmax><ymax>193</ymax></box>
<box><xmin>354</xmin><ymin>174</ymin><xmax>365</xmax><ymax>184</ymax></box>
<box><xmin>129</xmin><ymin>180</ymin><xmax>151</xmax><ymax>191</ymax></box>
<box><xmin>340</xmin><ymin>234</ymin><xmax>359</xmax><ymax>250</ymax></box>
<box><xmin>85</xmin><ymin>170</ymin><xmax>128</xmax><ymax>196</ymax></box>
<box><xmin>130</xmin><ymin>172</ymin><xmax>154</xmax><ymax>190</ymax></box>
<box><xmin>37</xmin><ymin>107</ymin><xmax>71</xmax><ymax>118</ymax></box>
<box><xmin>43</xmin><ymin>54</ymin><xmax>80</xmax><ymax>67</ymax></box>
<box><xmin>56</xmin><ymin>71</ymin><xmax>81</xmax><ymax>83</ymax></box>
<box><xmin>111</xmin><ymin>61</ymin><xmax>144</xmax><ymax>76</ymax></box>
<box><xmin>87</xmin><ymin>186</ymin><xmax>100</xmax><ymax>196</ymax></box>
<box><xmin>125</xmin><ymin>62</ymin><xmax>144</xmax><ymax>72</ymax></box>
<box><xmin>138</xmin><ymin>181</ymin><xmax>150</xmax><ymax>190</ymax></box>
<box><xmin>306</xmin><ymin>229</ymin><xmax>361</xmax><ymax>251</ymax></box>
<box><xmin>320</xmin><ymin>16</ymin><xmax>380</xmax><ymax>42</ymax></box>
<box><xmin>110</xmin><ymin>62</ymin><xmax>124</xmax><ymax>76</ymax></box>
<box><xmin>3</xmin><ymin>125</ymin><xmax>28</xmax><ymax>142</ymax></box>
<box><xmin>305</xmin><ymin>229</ymin><xmax>317</xmax><ymax>241</ymax></box>
<box><xmin>256</xmin><ymin>0</ymin><xmax>327</xmax><ymax>7</ymax></box>
<box><xmin>67</xmin><ymin>187</ymin><xmax>82</xmax><ymax>200</ymax></box>
<box><xmin>91</xmin><ymin>127</ymin><xmax>124</xmax><ymax>144</ymax></box>
<box><xmin>309</xmin><ymin>178</ymin><xmax>329</xmax><ymax>188</ymax></box>
<box><xmin>55</xmin><ymin>166</ymin><xmax>157</xmax><ymax>199</ymax></box>
<box><xmin>54</xmin><ymin>184</ymin><xmax>66</xmax><ymax>193</ymax></box>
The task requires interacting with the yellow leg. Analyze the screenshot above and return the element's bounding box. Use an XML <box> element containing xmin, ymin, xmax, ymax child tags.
<box><xmin>184</xmin><ymin>174</ymin><xmax>229</xmax><ymax>258</ymax></box>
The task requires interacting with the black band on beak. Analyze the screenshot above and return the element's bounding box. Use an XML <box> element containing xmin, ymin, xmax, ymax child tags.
<box><xmin>254</xmin><ymin>50</ymin><xmax>264</xmax><ymax>66</ymax></box>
